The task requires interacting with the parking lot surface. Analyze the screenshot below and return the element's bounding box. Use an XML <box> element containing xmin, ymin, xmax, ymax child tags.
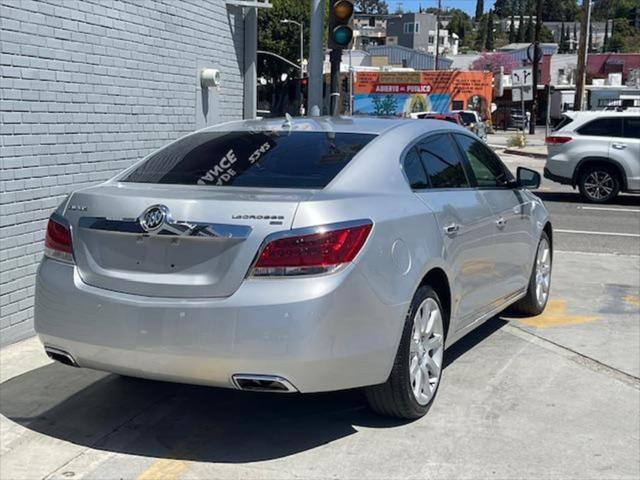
<box><xmin>1</xmin><ymin>141</ymin><xmax>639</xmax><ymax>480</ymax></box>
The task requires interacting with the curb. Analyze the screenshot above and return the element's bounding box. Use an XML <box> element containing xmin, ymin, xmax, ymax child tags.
<box><xmin>503</xmin><ymin>148</ymin><xmax>547</xmax><ymax>160</ymax></box>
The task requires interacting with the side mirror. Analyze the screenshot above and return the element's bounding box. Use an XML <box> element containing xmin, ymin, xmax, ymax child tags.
<box><xmin>517</xmin><ymin>167</ymin><xmax>541</xmax><ymax>189</ymax></box>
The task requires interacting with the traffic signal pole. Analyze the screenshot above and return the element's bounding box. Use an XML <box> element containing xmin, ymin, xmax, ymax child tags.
<box><xmin>330</xmin><ymin>48</ymin><xmax>341</xmax><ymax>116</ymax></box>
<box><xmin>308</xmin><ymin>0</ymin><xmax>324</xmax><ymax>116</ymax></box>
<box><xmin>327</xmin><ymin>0</ymin><xmax>354</xmax><ymax>116</ymax></box>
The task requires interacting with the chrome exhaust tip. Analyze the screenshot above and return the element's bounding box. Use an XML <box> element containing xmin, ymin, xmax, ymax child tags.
<box><xmin>232</xmin><ymin>374</ymin><xmax>298</xmax><ymax>393</ymax></box>
<box><xmin>44</xmin><ymin>346</ymin><xmax>79</xmax><ymax>368</ymax></box>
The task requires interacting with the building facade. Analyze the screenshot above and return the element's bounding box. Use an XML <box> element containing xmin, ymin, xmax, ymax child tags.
<box><xmin>0</xmin><ymin>0</ymin><xmax>259</xmax><ymax>345</ymax></box>
<box><xmin>352</xmin><ymin>13</ymin><xmax>390</xmax><ymax>49</ymax></box>
<box><xmin>386</xmin><ymin>13</ymin><xmax>458</xmax><ymax>57</ymax></box>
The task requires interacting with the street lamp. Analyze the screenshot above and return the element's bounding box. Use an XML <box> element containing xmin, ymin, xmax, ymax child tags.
<box><xmin>280</xmin><ymin>19</ymin><xmax>304</xmax><ymax>79</ymax></box>
<box><xmin>281</xmin><ymin>19</ymin><xmax>305</xmax><ymax>114</ymax></box>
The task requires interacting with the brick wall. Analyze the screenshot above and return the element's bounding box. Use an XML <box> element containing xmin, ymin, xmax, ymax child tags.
<box><xmin>0</xmin><ymin>0</ymin><xmax>246</xmax><ymax>345</ymax></box>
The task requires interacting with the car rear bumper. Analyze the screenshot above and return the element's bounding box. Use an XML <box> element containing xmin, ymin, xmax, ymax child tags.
<box><xmin>34</xmin><ymin>258</ymin><xmax>407</xmax><ymax>393</ymax></box>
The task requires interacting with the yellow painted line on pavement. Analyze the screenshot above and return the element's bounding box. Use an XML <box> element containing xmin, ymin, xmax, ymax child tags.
<box><xmin>623</xmin><ymin>295</ymin><xmax>640</xmax><ymax>307</ymax></box>
<box><xmin>519</xmin><ymin>299</ymin><xmax>599</xmax><ymax>328</ymax></box>
<box><xmin>137</xmin><ymin>458</ymin><xmax>190</xmax><ymax>480</ymax></box>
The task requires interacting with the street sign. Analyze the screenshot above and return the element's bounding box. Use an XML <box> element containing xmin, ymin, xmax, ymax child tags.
<box><xmin>511</xmin><ymin>67</ymin><xmax>533</xmax><ymax>87</ymax></box>
<box><xmin>513</xmin><ymin>85</ymin><xmax>533</xmax><ymax>102</ymax></box>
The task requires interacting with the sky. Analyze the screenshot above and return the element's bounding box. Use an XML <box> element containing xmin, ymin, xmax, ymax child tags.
<box><xmin>386</xmin><ymin>0</ymin><xmax>496</xmax><ymax>16</ymax></box>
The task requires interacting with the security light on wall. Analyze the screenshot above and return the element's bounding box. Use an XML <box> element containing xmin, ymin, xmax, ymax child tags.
<box><xmin>200</xmin><ymin>68</ymin><xmax>221</xmax><ymax>88</ymax></box>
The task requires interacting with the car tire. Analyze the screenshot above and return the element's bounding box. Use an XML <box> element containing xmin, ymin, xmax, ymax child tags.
<box><xmin>509</xmin><ymin>231</ymin><xmax>552</xmax><ymax>316</ymax></box>
<box><xmin>578</xmin><ymin>164</ymin><xmax>620</xmax><ymax>203</ymax></box>
<box><xmin>365</xmin><ymin>285</ymin><xmax>445</xmax><ymax>419</ymax></box>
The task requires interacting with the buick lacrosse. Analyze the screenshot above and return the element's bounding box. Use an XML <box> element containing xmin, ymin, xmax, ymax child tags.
<box><xmin>35</xmin><ymin>116</ymin><xmax>552</xmax><ymax>419</ymax></box>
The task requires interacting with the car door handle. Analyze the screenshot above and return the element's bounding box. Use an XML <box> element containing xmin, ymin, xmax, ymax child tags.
<box><xmin>443</xmin><ymin>223</ymin><xmax>459</xmax><ymax>235</ymax></box>
<box><xmin>612</xmin><ymin>143</ymin><xmax>627</xmax><ymax>150</ymax></box>
<box><xmin>496</xmin><ymin>217</ymin><xmax>507</xmax><ymax>229</ymax></box>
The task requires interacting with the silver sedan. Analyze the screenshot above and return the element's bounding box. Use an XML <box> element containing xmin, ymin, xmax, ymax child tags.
<box><xmin>35</xmin><ymin>116</ymin><xmax>552</xmax><ymax>419</ymax></box>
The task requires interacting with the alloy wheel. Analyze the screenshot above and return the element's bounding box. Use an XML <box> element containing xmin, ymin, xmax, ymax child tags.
<box><xmin>409</xmin><ymin>298</ymin><xmax>444</xmax><ymax>406</ymax></box>
<box><xmin>583</xmin><ymin>171</ymin><xmax>614</xmax><ymax>201</ymax></box>
<box><xmin>535</xmin><ymin>238</ymin><xmax>552</xmax><ymax>307</ymax></box>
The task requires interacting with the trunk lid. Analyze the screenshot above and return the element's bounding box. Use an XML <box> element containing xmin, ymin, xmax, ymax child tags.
<box><xmin>66</xmin><ymin>183</ymin><xmax>311</xmax><ymax>298</ymax></box>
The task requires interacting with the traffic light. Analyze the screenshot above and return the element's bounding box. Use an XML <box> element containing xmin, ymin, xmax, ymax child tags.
<box><xmin>328</xmin><ymin>0</ymin><xmax>354</xmax><ymax>49</ymax></box>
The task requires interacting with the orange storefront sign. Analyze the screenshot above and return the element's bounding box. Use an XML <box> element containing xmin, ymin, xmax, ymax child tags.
<box><xmin>353</xmin><ymin>71</ymin><xmax>493</xmax><ymax>119</ymax></box>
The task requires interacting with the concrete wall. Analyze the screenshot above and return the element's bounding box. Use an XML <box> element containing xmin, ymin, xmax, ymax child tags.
<box><xmin>0</xmin><ymin>0</ymin><xmax>246</xmax><ymax>345</ymax></box>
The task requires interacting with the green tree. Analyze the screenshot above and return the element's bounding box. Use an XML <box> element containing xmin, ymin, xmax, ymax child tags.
<box><xmin>354</xmin><ymin>0</ymin><xmax>388</xmax><ymax>14</ymax></box>
<box><xmin>493</xmin><ymin>0</ymin><xmax>513</xmax><ymax>18</ymax></box>
<box><xmin>258</xmin><ymin>0</ymin><xmax>312</xmax><ymax>83</ymax></box>
<box><xmin>603</xmin><ymin>18</ymin><xmax>609</xmax><ymax>52</ymax></box>
<box><xmin>559</xmin><ymin>21</ymin><xmax>566</xmax><ymax>52</ymax></box>
<box><xmin>475</xmin><ymin>14</ymin><xmax>488</xmax><ymax>51</ymax></box>
<box><xmin>509</xmin><ymin>12</ymin><xmax>516</xmax><ymax>43</ymax></box>
<box><xmin>448</xmin><ymin>8</ymin><xmax>472</xmax><ymax>42</ymax></box>
<box><xmin>608</xmin><ymin>16</ymin><xmax>640</xmax><ymax>52</ymax></box>
<box><xmin>540</xmin><ymin>25</ymin><xmax>555</xmax><ymax>43</ymax></box>
<box><xmin>525</xmin><ymin>15</ymin><xmax>534</xmax><ymax>42</ymax></box>
<box><xmin>485</xmin><ymin>10</ymin><xmax>495</xmax><ymax>50</ymax></box>
<box><xmin>541</xmin><ymin>0</ymin><xmax>580</xmax><ymax>21</ymax></box>
<box><xmin>573</xmin><ymin>23</ymin><xmax>578</xmax><ymax>52</ymax></box>
<box><xmin>475</xmin><ymin>0</ymin><xmax>484</xmax><ymax>21</ymax></box>
<box><xmin>517</xmin><ymin>6</ymin><xmax>525</xmax><ymax>42</ymax></box>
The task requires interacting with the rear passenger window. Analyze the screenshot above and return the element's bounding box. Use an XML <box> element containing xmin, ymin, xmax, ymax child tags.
<box><xmin>403</xmin><ymin>147</ymin><xmax>429</xmax><ymax>189</ymax></box>
<box><xmin>455</xmin><ymin>134</ymin><xmax>512</xmax><ymax>187</ymax></box>
<box><xmin>416</xmin><ymin>134</ymin><xmax>470</xmax><ymax>188</ymax></box>
<box><xmin>577</xmin><ymin>118</ymin><xmax>623</xmax><ymax>137</ymax></box>
<box><xmin>623</xmin><ymin>117</ymin><xmax>640</xmax><ymax>139</ymax></box>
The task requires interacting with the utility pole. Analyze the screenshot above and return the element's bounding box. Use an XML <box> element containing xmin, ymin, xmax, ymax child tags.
<box><xmin>574</xmin><ymin>0</ymin><xmax>592</xmax><ymax>111</ymax></box>
<box><xmin>434</xmin><ymin>0</ymin><xmax>441</xmax><ymax>70</ymax></box>
<box><xmin>308</xmin><ymin>0</ymin><xmax>324</xmax><ymax>116</ymax></box>
<box><xmin>529</xmin><ymin>0</ymin><xmax>543</xmax><ymax>134</ymax></box>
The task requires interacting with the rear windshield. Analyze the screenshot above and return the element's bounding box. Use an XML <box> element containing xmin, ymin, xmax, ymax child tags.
<box><xmin>122</xmin><ymin>131</ymin><xmax>376</xmax><ymax>189</ymax></box>
<box><xmin>553</xmin><ymin>114</ymin><xmax>574</xmax><ymax>131</ymax></box>
<box><xmin>458</xmin><ymin>112</ymin><xmax>476</xmax><ymax>124</ymax></box>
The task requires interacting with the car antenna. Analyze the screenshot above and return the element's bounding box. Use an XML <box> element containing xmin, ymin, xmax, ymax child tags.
<box><xmin>282</xmin><ymin>113</ymin><xmax>293</xmax><ymax>132</ymax></box>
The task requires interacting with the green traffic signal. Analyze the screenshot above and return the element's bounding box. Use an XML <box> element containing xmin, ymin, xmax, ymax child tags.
<box><xmin>332</xmin><ymin>25</ymin><xmax>353</xmax><ymax>47</ymax></box>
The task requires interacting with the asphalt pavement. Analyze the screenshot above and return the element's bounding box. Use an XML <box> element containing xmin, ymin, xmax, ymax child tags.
<box><xmin>498</xmin><ymin>149</ymin><xmax>640</xmax><ymax>256</ymax></box>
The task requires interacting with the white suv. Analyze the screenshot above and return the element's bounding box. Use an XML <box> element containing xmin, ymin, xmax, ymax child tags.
<box><xmin>544</xmin><ymin>112</ymin><xmax>640</xmax><ymax>203</ymax></box>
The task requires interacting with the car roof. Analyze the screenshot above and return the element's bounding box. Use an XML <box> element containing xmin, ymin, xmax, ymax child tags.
<box><xmin>201</xmin><ymin>115</ymin><xmax>422</xmax><ymax>136</ymax></box>
<box><xmin>201</xmin><ymin>116</ymin><xmax>464</xmax><ymax>135</ymax></box>
<box><xmin>564</xmin><ymin>110</ymin><xmax>640</xmax><ymax>119</ymax></box>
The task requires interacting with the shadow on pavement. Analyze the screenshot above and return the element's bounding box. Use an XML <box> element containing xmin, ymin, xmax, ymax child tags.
<box><xmin>535</xmin><ymin>191</ymin><xmax>640</xmax><ymax>206</ymax></box>
<box><xmin>0</xmin><ymin>317</ymin><xmax>507</xmax><ymax>463</ymax></box>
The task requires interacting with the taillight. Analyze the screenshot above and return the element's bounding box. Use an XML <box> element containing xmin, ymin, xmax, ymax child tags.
<box><xmin>44</xmin><ymin>215</ymin><xmax>74</xmax><ymax>264</ymax></box>
<box><xmin>251</xmin><ymin>221</ymin><xmax>373</xmax><ymax>277</ymax></box>
<box><xmin>545</xmin><ymin>136</ymin><xmax>573</xmax><ymax>145</ymax></box>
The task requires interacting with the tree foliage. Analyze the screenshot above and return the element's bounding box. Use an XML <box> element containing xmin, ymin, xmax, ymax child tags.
<box><xmin>354</xmin><ymin>0</ymin><xmax>388</xmax><ymax>14</ymax></box>
<box><xmin>541</xmin><ymin>0</ymin><xmax>580</xmax><ymax>21</ymax></box>
<box><xmin>475</xmin><ymin>0</ymin><xmax>484</xmax><ymax>22</ymax></box>
<box><xmin>470</xmin><ymin>52</ymin><xmax>519</xmax><ymax>74</ymax></box>
<box><xmin>257</xmin><ymin>0</ymin><xmax>312</xmax><ymax>82</ymax></box>
<box><xmin>485</xmin><ymin>10</ymin><xmax>495</xmax><ymax>50</ymax></box>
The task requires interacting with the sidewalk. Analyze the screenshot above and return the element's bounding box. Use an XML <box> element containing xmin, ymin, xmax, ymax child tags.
<box><xmin>487</xmin><ymin>130</ymin><xmax>548</xmax><ymax>159</ymax></box>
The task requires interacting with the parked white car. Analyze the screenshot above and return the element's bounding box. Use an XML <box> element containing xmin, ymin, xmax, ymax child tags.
<box><xmin>545</xmin><ymin>112</ymin><xmax>640</xmax><ymax>203</ymax></box>
<box><xmin>451</xmin><ymin>110</ymin><xmax>488</xmax><ymax>140</ymax></box>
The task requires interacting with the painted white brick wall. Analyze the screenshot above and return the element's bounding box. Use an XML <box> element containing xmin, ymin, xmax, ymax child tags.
<box><xmin>0</xmin><ymin>0</ymin><xmax>246</xmax><ymax>345</ymax></box>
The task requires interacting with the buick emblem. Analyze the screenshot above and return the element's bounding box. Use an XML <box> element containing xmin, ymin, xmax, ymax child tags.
<box><xmin>139</xmin><ymin>205</ymin><xmax>168</xmax><ymax>233</ymax></box>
